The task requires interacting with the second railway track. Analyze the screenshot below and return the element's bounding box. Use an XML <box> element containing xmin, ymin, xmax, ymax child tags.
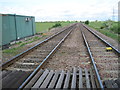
<box><xmin>81</xmin><ymin>24</ymin><xmax>119</xmax><ymax>88</ymax></box>
<box><xmin>81</xmin><ymin>24</ymin><xmax>119</xmax><ymax>80</ymax></box>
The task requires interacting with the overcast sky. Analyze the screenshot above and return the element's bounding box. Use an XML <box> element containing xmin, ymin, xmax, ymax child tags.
<box><xmin>0</xmin><ymin>0</ymin><xmax>119</xmax><ymax>21</ymax></box>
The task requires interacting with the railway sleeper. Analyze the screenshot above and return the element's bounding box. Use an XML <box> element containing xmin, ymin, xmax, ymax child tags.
<box><xmin>94</xmin><ymin>58</ymin><xmax>118</xmax><ymax>63</ymax></box>
<box><xmin>92</xmin><ymin>52</ymin><xmax>117</xmax><ymax>56</ymax></box>
<box><xmin>26</xmin><ymin>55</ymin><xmax>47</xmax><ymax>59</ymax></box>
<box><xmin>16</xmin><ymin>58</ymin><xmax>43</xmax><ymax>63</ymax></box>
<box><xmin>6</xmin><ymin>63</ymin><xmax>39</xmax><ymax>71</ymax></box>
<box><xmin>14</xmin><ymin>63</ymin><xmax>38</xmax><ymax>68</ymax></box>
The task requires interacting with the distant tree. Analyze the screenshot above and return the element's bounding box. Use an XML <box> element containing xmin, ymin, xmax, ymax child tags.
<box><xmin>95</xmin><ymin>20</ymin><xmax>98</xmax><ymax>22</ymax></box>
<box><xmin>85</xmin><ymin>20</ymin><xmax>89</xmax><ymax>25</ymax></box>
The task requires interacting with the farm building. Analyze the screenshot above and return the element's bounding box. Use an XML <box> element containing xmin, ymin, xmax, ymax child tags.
<box><xmin>0</xmin><ymin>14</ymin><xmax>35</xmax><ymax>48</ymax></box>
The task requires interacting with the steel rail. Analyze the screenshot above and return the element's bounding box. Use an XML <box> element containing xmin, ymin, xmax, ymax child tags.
<box><xmin>1</xmin><ymin>24</ymin><xmax>76</xmax><ymax>70</ymax></box>
<box><xmin>82</xmin><ymin>24</ymin><xmax>120</xmax><ymax>55</ymax></box>
<box><xmin>81</xmin><ymin>30</ymin><xmax>104</xmax><ymax>89</ymax></box>
<box><xmin>18</xmin><ymin>25</ymin><xmax>74</xmax><ymax>89</ymax></box>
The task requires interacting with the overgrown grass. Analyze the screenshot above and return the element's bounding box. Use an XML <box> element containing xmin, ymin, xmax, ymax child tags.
<box><xmin>97</xmin><ymin>29</ymin><xmax>118</xmax><ymax>41</ymax></box>
<box><xmin>3</xmin><ymin>36</ymin><xmax>42</xmax><ymax>54</ymax></box>
<box><xmin>3</xmin><ymin>47</ymin><xmax>22</xmax><ymax>55</ymax></box>
<box><xmin>88</xmin><ymin>21</ymin><xmax>119</xmax><ymax>42</ymax></box>
<box><xmin>19</xmin><ymin>36</ymin><xmax>41</xmax><ymax>47</ymax></box>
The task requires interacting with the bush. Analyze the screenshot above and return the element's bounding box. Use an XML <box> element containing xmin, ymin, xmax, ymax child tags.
<box><xmin>100</xmin><ymin>26</ymin><xmax>104</xmax><ymax>29</ymax></box>
<box><xmin>85</xmin><ymin>20</ymin><xmax>89</xmax><ymax>25</ymax></box>
<box><xmin>52</xmin><ymin>23</ymin><xmax>61</xmax><ymax>28</ymax></box>
<box><xmin>103</xmin><ymin>23</ymin><xmax>109</xmax><ymax>29</ymax></box>
<box><xmin>110</xmin><ymin>24</ymin><xmax>118</xmax><ymax>34</ymax></box>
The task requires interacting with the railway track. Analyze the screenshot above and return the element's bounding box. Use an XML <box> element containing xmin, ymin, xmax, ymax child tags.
<box><xmin>2</xmin><ymin>24</ymin><xmax>76</xmax><ymax>71</ymax></box>
<box><xmin>1</xmin><ymin>24</ymin><xmax>76</xmax><ymax>88</ymax></box>
<box><xmin>1</xmin><ymin>23</ymin><xmax>119</xmax><ymax>89</ymax></box>
<box><xmin>81</xmin><ymin>24</ymin><xmax>120</xmax><ymax>88</ymax></box>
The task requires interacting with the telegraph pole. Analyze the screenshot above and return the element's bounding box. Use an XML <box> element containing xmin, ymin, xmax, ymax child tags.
<box><xmin>112</xmin><ymin>7</ymin><xmax>115</xmax><ymax>21</ymax></box>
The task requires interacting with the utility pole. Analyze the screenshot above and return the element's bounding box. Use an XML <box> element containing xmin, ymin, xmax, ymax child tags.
<box><xmin>112</xmin><ymin>7</ymin><xmax>115</xmax><ymax>21</ymax></box>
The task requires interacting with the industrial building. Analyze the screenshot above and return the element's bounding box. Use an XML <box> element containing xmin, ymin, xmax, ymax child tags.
<box><xmin>1</xmin><ymin>14</ymin><xmax>35</xmax><ymax>48</ymax></box>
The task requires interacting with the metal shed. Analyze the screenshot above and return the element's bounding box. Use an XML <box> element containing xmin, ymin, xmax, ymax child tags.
<box><xmin>1</xmin><ymin>14</ymin><xmax>35</xmax><ymax>46</ymax></box>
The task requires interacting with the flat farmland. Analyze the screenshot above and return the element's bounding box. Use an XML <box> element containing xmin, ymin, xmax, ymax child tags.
<box><xmin>36</xmin><ymin>21</ymin><xmax>75</xmax><ymax>33</ymax></box>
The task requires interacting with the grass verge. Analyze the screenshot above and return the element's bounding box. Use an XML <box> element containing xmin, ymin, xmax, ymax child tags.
<box><xmin>3</xmin><ymin>36</ymin><xmax>45</xmax><ymax>55</ymax></box>
<box><xmin>88</xmin><ymin>21</ymin><xmax>119</xmax><ymax>42</ymax></box>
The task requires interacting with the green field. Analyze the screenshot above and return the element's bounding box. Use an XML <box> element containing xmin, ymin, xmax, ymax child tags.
<box><xmin>35</xmin><ymin>21</ymin><xmax>75</xmax><ymax>33</ymax></box>
<box><xmin>36</xmin><ymin>21</ymin><xmax>119</xmax><ymax>42</ymax></box>
<box><xmin>88</xmin><ymin>21</ymin><xmax>119</xmax><ymax>42</ymax></box>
